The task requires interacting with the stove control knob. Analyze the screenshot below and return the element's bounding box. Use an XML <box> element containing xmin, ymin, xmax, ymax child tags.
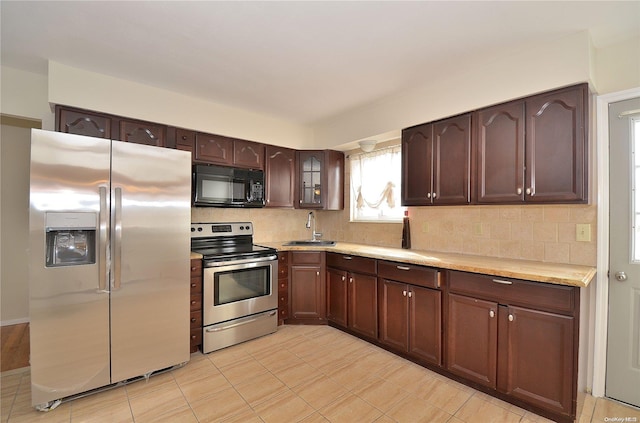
<box><xmin>191</xmin><ymin>227</ymin><xmax>195</xmax><ymax>232</ymax></box>
<box><xmin>197</xmin><ymin>227</ymin><xmax>203</xmax><ymax>232</ymax></box>
<box><xmin>240</xmin><ymin>226</ymin><xmax>245</xmax><ymax>230</ymax></box>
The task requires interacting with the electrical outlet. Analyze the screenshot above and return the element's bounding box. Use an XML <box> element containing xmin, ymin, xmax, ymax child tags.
<box><xmin>576</xmin><ymin>224</ymin><xmax>591</xmax><ymax>242</ymax></box>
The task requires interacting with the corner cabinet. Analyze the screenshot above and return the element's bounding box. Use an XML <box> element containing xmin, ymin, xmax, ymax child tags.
<box><xmin>401</xmin><ymin>114</ymin><xmax>471</xmax><ymax>206</ymax></box>
<box><xmin>296</xmin><ymin>150</ymin><xmax>344</xmax><ymax>210</ymax></box>
<box><xmin>445</xmin><ymin>270</ymin><xmax>579</xmax><ymax>421</ymax></box>
<box><xmin>476</xmin><ymin>84</ymin><xmax>588</xmax><ymax>204</ymax></box>
<box><xmin>288</xmin><ymin>252</ymin><xmax>326</xmax><ymax>323</ymax></box>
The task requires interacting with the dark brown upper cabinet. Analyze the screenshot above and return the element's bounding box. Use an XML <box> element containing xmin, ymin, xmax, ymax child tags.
<box><xmin>265</xmin><ymin>145</ymin><xmax>296</xmax><ymax>208</ymax></box>
<box><xmin>195</xmin><ymin>133</ymin><xmax>264</xmax><ymax>170</ymax></box>
<box><xmin>476</xmin><ymin>84</ymin><xmax>588</xmax><ymax>204</ymax></box>
<box><xmin>475</xmin><ymin>100</ymin><xmax>526</xmax><ymax>203</ymax></box>
<box><xmin>296</xmin><ymin>150</ymin><xmax>344</xmax><ymax>210</ymax></box>
<box><xmin>56</xmin><ymin>105</ymin><xmax>114</xmax><ymax>139</ymax></box>
<box><xmin>402</xmin><ymin>114</ymin><xmax>471</xmax><ymax>206</ymax></box>
<box><xmin>524</xmin><ymin>84</ymin><xmax>587</xmax><ymax>203</ymax></box>
<box><xmin>119</xmin><ymin>119</ymin><xmax>166</xmax><ymax>147</ymax></box>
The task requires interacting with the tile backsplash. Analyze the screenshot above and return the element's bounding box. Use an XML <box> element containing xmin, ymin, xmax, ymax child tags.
<box><xmin>192</xmin><ymin>203</ymin><xmax>596</xmax><ymax>267</ymax></box>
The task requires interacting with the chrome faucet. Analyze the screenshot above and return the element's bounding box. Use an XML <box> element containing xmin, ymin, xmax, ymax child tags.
<box><xmin>306</xmin><ymin>211</ymin><xmax>322</xmax><ymax>241</ymax></box>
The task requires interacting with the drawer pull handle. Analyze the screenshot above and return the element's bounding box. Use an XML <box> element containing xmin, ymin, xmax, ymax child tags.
<box><xmin>396</xmin><ymin>266</ymin><xmax>411</xmax><ymax>271</ymax></box>
<box><xmin>492</xmin><ymin>279</ymin><xmax>512</xmax><ymax>285</ymax></box>
<box><xmin>191</xmin><ymin>267</ymin><xmax>197</xmax><ymax>271</ymax></box>
<box><xmin>343</xmin><ymin>256</ymin><xmax>353</xmax><ymax>260</ymax></box>
<box><xmin>191</xmin><ymin>283</ymin><xmax>197</xmax><ymax>288</ymax></box>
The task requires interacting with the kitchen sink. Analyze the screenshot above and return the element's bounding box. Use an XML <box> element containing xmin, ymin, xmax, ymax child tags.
<box><xmin>283</xmin><ymin>240</ymin><xmax>336</xmax><ymax>246</ymax></box>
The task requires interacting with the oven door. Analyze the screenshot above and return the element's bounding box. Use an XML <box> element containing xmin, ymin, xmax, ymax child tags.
<box><xmin>203</xmin><ymin>256</ymin><xmax>277</xmax><ymax>326</ymax></box>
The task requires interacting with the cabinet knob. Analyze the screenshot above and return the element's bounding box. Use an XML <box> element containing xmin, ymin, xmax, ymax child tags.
<box><xmin>525</xmin><ymin>187</ymin><xmax>533</xmax><ymax>195</ymax></box>
<box><xmin>349</xmin><ymin>277</ymin><xmax>353</xmax><ymax>283</ymax></box>
<box><xmin>427</xmin><ymin>193</ymin><xmax>431</xmax><ymax>199</ymax></box>
<box><xmin>342</xmin><ymin>276</ymin><xmax>345</xmax><ymax>281</ymax></box>
<box><xmin>489</xmin><ymin>310</ymin><xmax>495</xmax><ymax>318</ymax></box>
<box><xmin>191</xmin><ymin>318</ymin><xmax>196</xmax><ymax>323</ymax></box>
<box><xmin>403</xmin><ymin>290</ymin><xmax>407</xmax><ymax>297</ymax></box>
<box><xmin>191</xmin><ymin>267</ymin><xmax>197</xmax><ymax>271</ymax></box>
<box><xmin>191</xmin><ymin>335</ymin><xmax>196</xmax><ymax>340</ymax></box>
<box><xmin>182</xmin><ymin>135</ymin><xmax>188</xmax><ymax>140</ymax></box>
<box><xmin>316</xmin><ymin>271</ymin><xmax>320</xmax><ymax>276</ymax></box>
<box><xmin>191</xmin><ymin>300</ymin><xmax>196</xmax><ymax>305</ymax></box>
<box><xmin>408</xmin><ymin>291</ymin><xmax>412</xmax><ymax>298</ymax></box>
<box><xmin>508</xmin><ymin>314</ymin><xmax>514</xmax><ymax>322</ymax></box>
<box><xmin>516</xmin><ymin>188</ymin><xmax>522</xmax><ymax>195</ymax></box>
<box><xmin>191</xmin><ymin>283</ymin><xmax>196</xmax><ymax>288</ymax></box>
<box><xmin>432</xmin><ymin>192</ymin><xmax>437</xmax><ymax>199</ymax></box>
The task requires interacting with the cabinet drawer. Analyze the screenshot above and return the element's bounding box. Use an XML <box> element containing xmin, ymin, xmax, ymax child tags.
<box><xmin>190</xmin><ymin>328</ymin><xmax>202</xmax><ymax>346</ymax></box>
<box><xmin>176</xmin><ymin>128</ymin><xmax>195</xmax><ymax>149</ymax></box>
<box><xmin>190</xmin><ymin>277</ymin><xmax>202</xmax><ymax>294</ymax></box>
<box><xmin>278</xmin><ymin>252</ymin><xmax>289</xmax><ymax>266</ymax></box>
<box><xmin>278</xmin><ymin>292</ymin><xmax>288</xmax><ymax>308</ymax></box>
<box><xmin>190</xmin><ymin>294</ymin><xmax>202</xmax><ymax>312</ymax></box>
<box><xmin>190</xmin><ymin>311</ymin><xmax>202</xmax><ymax>328</ymax></box>
<box><xmin>447</xmin><ymin>270</ymin><xmax>576</xmax><ymax>314</ymax></box>
<box><xmin>278</xmin><ymin>280</ymin><xmax>288</xmax><ymax>292</ymax></box>
<box><xmin>378</xmin><ymin>260</ymin><xmax>439</xmax><ymax>289</ymax></box>
<box><xmin>279</xmin><ymin>307</ymin><xmax>289</xmax><ymax>320</ymax></box>
<box><xmin>327</xmin><ymin>253</ymin><xmax>376</xmax><ymax>275</ymax></box>
<box><xmin>291</xmin><ymin>251</ymin><xmax>323</xmax><ymax>265</ymax></box>
<box><xmin>190</xmin><ymin>259</ymin><xmax>202</xmax><ymax>277</ymax></box>
<box><xmin>278</xmin><ymin>265</ymin><xmax>288</xmax><ymax>278</ymax></box>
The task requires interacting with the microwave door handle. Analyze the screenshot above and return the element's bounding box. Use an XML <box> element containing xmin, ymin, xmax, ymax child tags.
<box><xmin>112</xmin><ymin>187</ymin><xmax>122</xmax><ymax>290</ymax></box>
<box><xmin>98</xmin><ymin>186</ymin><xmax>109</xmax><ymax>292</ymax></box>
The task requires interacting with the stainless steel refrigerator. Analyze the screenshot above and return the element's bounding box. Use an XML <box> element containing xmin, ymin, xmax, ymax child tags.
<box><xmin>28</xmin><ymin>129</ymin><xmax>191</xmax><ymax>408</ymax></box>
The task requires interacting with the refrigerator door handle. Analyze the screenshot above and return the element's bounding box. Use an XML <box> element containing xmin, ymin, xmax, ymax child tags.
<box><xmin>113</xmin><ymin>187</ymin><xmax>122</xmax><ymax>290</ymax></box>
<box><xmin>98</xmin><ymin>186</ymin><xmax>109</xmax><ymax>292</ymax></box>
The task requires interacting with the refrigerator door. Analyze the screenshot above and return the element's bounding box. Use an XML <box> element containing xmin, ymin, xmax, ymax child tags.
<box><xmin>29</xmin><ymin>130</ymin><xmax>111</xmax><ymax>406</ymax></box>
<box><xmin>109</xmin><ymin>140</ymin><xmax>191</xmax><ymax>382</ymax></box>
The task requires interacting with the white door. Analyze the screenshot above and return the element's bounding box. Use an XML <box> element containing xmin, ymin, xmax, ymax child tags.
<box><xmin>607</xmin><ymin>97</ymin><xmax>640</xmax><ymax>408</ymax></box>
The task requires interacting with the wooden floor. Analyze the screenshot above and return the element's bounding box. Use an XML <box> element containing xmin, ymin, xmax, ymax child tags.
<box><xmin>1</xmin><ymin>323</ymin><xmax>30</xmax><ymax>372</ymax></box>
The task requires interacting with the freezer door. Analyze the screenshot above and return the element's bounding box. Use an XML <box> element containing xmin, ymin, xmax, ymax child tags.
<box><xmin>29</xmin><ymin>129</ymin><xmax>111</xmax><ymax>406</ymax></box>
<box><xmin>109</xmin><ymin>141</ymin><xmax>191</xmax><ymax>382</ymax></box>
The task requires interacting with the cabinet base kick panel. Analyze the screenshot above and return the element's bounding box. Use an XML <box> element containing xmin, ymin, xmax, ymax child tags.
<box><xmin>203</xmin><ymin>309</ymin><xmax>277</xmax><ymax>353</ymax></box>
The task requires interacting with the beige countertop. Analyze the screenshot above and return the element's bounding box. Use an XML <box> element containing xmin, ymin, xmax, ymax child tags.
<box><xmin>259</xmin><ymin>241</ymin><xmax>596</xmax><ymax>288</ymax></box>
<box><xmin>190</xmin><ymin>251</ymin><xmax>203</xmax><ymax>260</ymax></box>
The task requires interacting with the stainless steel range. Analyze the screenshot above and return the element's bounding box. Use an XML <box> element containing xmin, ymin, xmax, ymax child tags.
<box><xmin>190</xmin><ymin>222</ymin><xmax>278</xmax><ymax>353</ymax></box>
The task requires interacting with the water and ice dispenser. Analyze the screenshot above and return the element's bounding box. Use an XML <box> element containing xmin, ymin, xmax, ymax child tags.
<box><xmin>45</xmin><ymin>212</ymin><xmax>97</xmax><ymax>267</ymax></box>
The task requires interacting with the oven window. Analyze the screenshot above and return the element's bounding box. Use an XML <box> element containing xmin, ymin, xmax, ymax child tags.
<box><xmin>214</xmin><ymin>266</ymin><xmax>270</xmax><ymax>305</ymax></box>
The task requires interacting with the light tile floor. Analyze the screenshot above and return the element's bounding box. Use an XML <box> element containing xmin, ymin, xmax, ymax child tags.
<box><xmin>2</xmin><ymin>325</ymin><xmax>640</xmax><ymax>422</ymax></box>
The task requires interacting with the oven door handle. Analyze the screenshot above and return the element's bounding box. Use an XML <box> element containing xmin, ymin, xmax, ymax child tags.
<box><xmin>204</xmin><ymin>254</ymin><xmax>278</xmax><ymax>268</ymax></box>
<box><xmin>205</xmin><ymin>310</ymin><xmax>277</xmax><ymax>332</ymax></box>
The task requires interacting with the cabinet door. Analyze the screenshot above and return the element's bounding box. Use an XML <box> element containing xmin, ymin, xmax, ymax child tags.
<box><xmin>290</xmin><ymin>265</ymin><xmax>325</xmax><ymax>320</ymax></box>
<box><xmin>119</xmin><ymin>120</ymin><xmax>166</xmax><ymax>147</ymax></box>
<box><xmin>409</xmin><ymin>286</ymin><xmax>441</xmax><ymax>366</ymax></box>
<box><xmin>401</xmin><ymin>124</ymin><xmax>433</xmax><ymax>206</ymax></box>
<box><xmin>265</xmin><ymin>146</ymin><xmax>295</xmax><ymax>208</ymax></box>
<box><xmin>327</xmin><ymin>268</ymin><xmax>348</xmax><ymax>327</ymax></box>
<box><xmin>349</xmin><ymin>273</ymin><xmax>377</xmax><ymax>339</ymax></box>
<box><xmin>476</xmin><ymin>101</ymin><xmax>525</xmax><ymax>203</ymax></box>
<box><xmin>446</xmin><ymin>293</ymin><xmax>498</xmax><ymax>388</ymax></box>
<box><xmin>175</xmin><ymin>128</ymin><xmax>196</xmax><ymax>153</ymax></box>
<box><xmin>432</xmin><ymin>114</ymin><xmax>471</xmax><ymax>204</ymax></box>
<box><xmin>234</xmin><ymin>139</ymin><xmax>264</xmax><ymax>169</ymax></box>
<box><xmin>525</xmin><ymin>84</ymin><xmax>587</xmax><ymax>203</ymax></box>
<box><xmin>57</xmin><ymin>107</ymin><xmax>113</xmax><ymax>139</ymax></box>
<box><xmin>502</xmin><ymin>306</ymin><xmax>574</xmax><ymax>416</ymax></box>
<box><xmin>298</xmin><ymin>151</ymin><xmax>325</xmax><ymax>208</ymax></box>
<box><xmin>195</xmin><ymin>133</ymin><xmax>233</xmax><ymax>165</ymax></box>
<box><xmin>378</xmin><ymin>279</ymin><xmax>408</xmax><ymax>352</ymax></box>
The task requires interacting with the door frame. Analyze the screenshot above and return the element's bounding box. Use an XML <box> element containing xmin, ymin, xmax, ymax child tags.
<box><xmin>593</xmin><ymin>87</ymin><xmax>640</xmax><ymax>398</ymax></box>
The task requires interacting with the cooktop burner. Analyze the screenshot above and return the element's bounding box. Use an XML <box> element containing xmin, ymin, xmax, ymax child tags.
<box><xmin>190</xmin><ymin>222</ymin><xmax>276</xmax><ymax>262</ymax></box>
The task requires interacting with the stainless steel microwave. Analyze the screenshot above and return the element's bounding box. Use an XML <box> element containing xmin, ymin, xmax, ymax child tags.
<box><xmin>193</xmin><ymin>164</ymin><xmax>265</xmax><ymax>207</ymax></box>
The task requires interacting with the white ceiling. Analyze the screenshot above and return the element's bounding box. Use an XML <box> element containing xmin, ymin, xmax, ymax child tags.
<box><xmin>1</xmin><ymin>1</ymin><xmax>638</xmax><ymax>125</ymax></box>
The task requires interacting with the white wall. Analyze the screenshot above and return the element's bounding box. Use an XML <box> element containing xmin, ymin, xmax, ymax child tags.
<box><xmin>48</xmin><ymin>62</ymin><xmax>314</xmax><ymax>149</ymax></box>
<box><xmin>0</xmin><ymin>66</ymin><xmax>53</xmax><ymax>128</ymax></box>
<box><xmin>594</xmin><ymin>36</ymin><xmax>640</xmax><ymax>95</ymax></box>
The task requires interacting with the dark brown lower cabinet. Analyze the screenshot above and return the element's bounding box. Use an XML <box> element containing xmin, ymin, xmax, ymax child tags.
<box><xmin>288</xmin><ymin>252</ymin><xmax>326</xmax><ymax>323</ymax></box>
<box><xmin>446</xmin><ymin>270</ymin><xmax>578</xmax><ymax>421</ymax></box>
<box><xmin>378</xmin><ymin>278</ymin><xmax>442</xmax><ymax>366</ymax></box>
<box><xmin>327</xmin><ymin>267</ymin><xmax>378</xmax><ymax>339</ymax></box>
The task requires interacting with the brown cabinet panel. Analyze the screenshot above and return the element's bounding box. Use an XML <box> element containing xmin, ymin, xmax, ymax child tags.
<box><xmin>289</xmin><ymin>252</ymin><xmax>325</xmax><ymax>322</ymax></box>
<box><xmin>401</xmin><ymin>123</ymin><xmax>433</xmax><ymax>206</ymax></box>
<box><xmin>234</xmin><ymin>139</ymin><xmax>264</xmax><ymax>170</ymax></box>
<box><xmin>409</xmin><ymin>286</ymin><xmax>441</xmax><ymax>365</ymax></box>
<box><xmin>327</xmin><ymin>253</ymin><xmax>376</xmax><ymax>275</ymax></box>
<box><xmin>348</xmin><ymin>273</ymin><xmax>378</xmax><ymax>339</ymax></box>
<box><xmin>195</xmin><ymin>133</ymin><xmax>233</xmax><ymax>165</ymax></box>
<box><xmin>433</xmin><ymin>114</ymin><xmax>471</xmax><ymax>204</ymax></box>
<box><xmin>502</xmin><ymin>306</ymin><xmax>574</xmax><ymax>416</ymax></box>
<box><xmin>120</xmin><ymin>120</ymin><xmax>166</xmax><ymax>147</ymax></box>
<box><xmin>446</xmin><ymin>293</ymin><xmax>498</xmax><ymax>388</ymax></box>
<box><xmin>265</xmin><ymin>145</ymin><xmax>296</xmax><ymax>208</ymax></box>
<box><xmin>327</xmin><ymin>268</ymin><xmax>348</xmax><ymax>327</ymax></box>
<box><xmin>378</xmin><ymin>279</ymin><xmax>409</xmax><ymax>351</ymax></box>
<box><xmin>57</xmin><ymin>106</ymin><xmax>113</xmax><ymax>139</ymax></box>
<box><xmin>175</xmin><ymin>128</ymin><xmax>196</xmax><ymax>152</ymax></box>
<box><xmin>189</xmin><ymin>258</ymin><xmax>203</xmax><ymax>352</ymax></box>
<box><xmin>476</xmin><ymin>101</ymin><xmax>525</xmax><ymax>203</ymax></box>
<box><xmin>190</xmin><ymin>294</ymin><xmax>202</xmax><ymax>313</ymax></box>
<box><xmin>277</xmin><ymin>251</ymin><xmax>289</xmax><ymax>325</ymax></box>
<box><xmin>525</xmin><ymin>84</ymin><xmax>587</xmax><ymax>203</ymax></box>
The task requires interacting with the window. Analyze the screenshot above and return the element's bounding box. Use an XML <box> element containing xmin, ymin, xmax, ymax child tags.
<box><xmin>349</xmin><ymin>145</ymin><xmax>405</xmax><ymax>222</ymax></box>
